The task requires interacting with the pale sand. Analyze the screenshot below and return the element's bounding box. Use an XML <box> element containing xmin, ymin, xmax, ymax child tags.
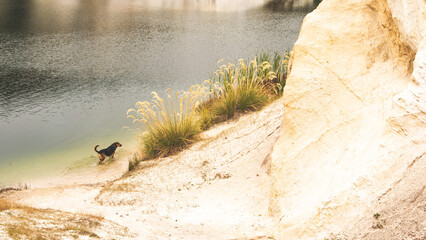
<box><xmin>1</xmin><ymin>98</ymin><xmax>284</xmax><ymax>239</ymax></box>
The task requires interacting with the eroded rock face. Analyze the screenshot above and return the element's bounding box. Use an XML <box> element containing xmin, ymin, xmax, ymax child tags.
<box><xmin>269</xmin><ymin>0</ymin><xmax>425</xmax><ymax>239</ymax></box>
<box><xmin>387</xmin><ymin>0</ymin><xmax>425</xmax><ymax>85</ymax></box>
<box><xmin>387</xmin><ymin>0</ymin><xmax>423</xmax><ymax>51</ymax></box>
<box><xmin>265</xmin><ymin>0</ymin><xmax>317</xmax><ymax>11</ymax></box>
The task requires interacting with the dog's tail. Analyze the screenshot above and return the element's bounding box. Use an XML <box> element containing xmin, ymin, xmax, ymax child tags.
<box><xmin>94</xmin><ymin>145</ymin><xmax>100</xmax><ymax>153</ymax></box>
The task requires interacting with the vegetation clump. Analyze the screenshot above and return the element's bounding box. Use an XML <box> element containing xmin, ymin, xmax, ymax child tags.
<box><xmin>0</xmin><ymin>199</ymin><xmax>109</xmax><ymax>240</ymax></box>
<box><xmin>128</xmin><ymin>51</ymin><xmax>291</xmax><ymax>160</ymax></box>
<box><xmin>128</xmin><ymin>153</ymin><xmax>143</xmax><ymax>171</ymax></box>
<box><xmin>128</xmin><ymin>86</ymin><xmax>208</xmax><ymax>158</ymax></box>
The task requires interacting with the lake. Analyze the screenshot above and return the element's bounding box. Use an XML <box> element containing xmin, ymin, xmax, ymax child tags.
<box><xmin>0</xmin><ymin>0</ymin><xmax>306</xmax><ymax>187</ymax></box>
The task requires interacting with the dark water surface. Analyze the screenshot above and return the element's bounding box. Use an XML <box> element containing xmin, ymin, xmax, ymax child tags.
<box><xmin>0</xmin><ymin>0</ymin><xmax>306</xmax><ymax>186</ymax></box>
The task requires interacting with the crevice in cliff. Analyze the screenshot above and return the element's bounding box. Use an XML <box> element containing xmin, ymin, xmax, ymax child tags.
<box><xmin>378</xmin><ymin>152</ymin><xmax>425</xmax><ymax>201</ymax></box>
<box><xmin>220</xmin><ymin>123</ymin><xmax>282</xmax><ymax>168</ymax></box>
<box><xmin>366</xmin><ymin>0</ymin><xmax>416</xmax><ymax>75</ymax></box>
<box><xmin>300</xmin><ymin>46</ymin><xmax>367</xmax><ymax>104</ymax></box>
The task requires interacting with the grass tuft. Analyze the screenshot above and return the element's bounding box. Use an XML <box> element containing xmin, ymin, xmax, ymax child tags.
<box><xmin>7</xmin><ymin>224</ymin><xmax>38</xmax><ymax>240</ymax></box>
<box><xmin>0</xmin><ymin>199</ymin><xmax>114</xmax><ymax>240</ymax></box>
<box><xmin>236</xmin><ymin>80</ymin><xmax>268</xmax><ymax>112</ymax></box>
<box><xmin>213</xmin><ymin>85</ymin><xmax>237</xmax><ymax>119</ymax></box>
<box><xmin>197</xmin><ymin>100</ymin><xmax>216</xmax><ymax>130</ymax></box>
<box><xmin>0</xmin><ymin>199</ymin><xmax>12</xmax><ymax>211</ymax></box>
<box><xmin>128</xmin><ymin>153</ymin><xmax>142</xmax><ymax>171</ymax></box>
<box><xmin>64</xmin><ymin>225</ymin><xmax>100</xmax><ymax>238</ymax></box>
<box><xmin>128</xmin><ymin>86</ymin><xmax>208</xmax><ymax>158</ymax></box>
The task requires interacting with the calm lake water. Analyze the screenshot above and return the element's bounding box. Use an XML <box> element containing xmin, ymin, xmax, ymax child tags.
<box><xmin>0</xmin><ymin>0</ymin><xmax>306</xmax><ymax>187</ymax></box>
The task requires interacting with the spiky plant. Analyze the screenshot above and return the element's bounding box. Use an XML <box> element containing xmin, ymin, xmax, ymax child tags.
<box><xmin>272</xmin><ymin>51</ymin><xmax>291</xmax><ymax>95</ymax></box>
<box><xmin>213</xmin><ymin>83</ymin><xmax>237</xmax><ymax>119</ymax></box>
<box><xmin>128</xmin><ymin>85</ymin><xmax>208</xmax><ymax>158</ymax></box>
<box><xmin>209</xmin><ymin>57</ymin><xmax>275</xmax><ymax>117</ymax></box>
<box><xmin>236</xmin><ymin>80</ymin><xmax>268</xmax><ymax>112</ymax></box>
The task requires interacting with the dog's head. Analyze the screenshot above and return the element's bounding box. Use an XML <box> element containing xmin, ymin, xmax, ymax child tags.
<box><xmin>114</xmin><ymin>142</ymin><xmax>122</xmax><ymax>147</ymax></box>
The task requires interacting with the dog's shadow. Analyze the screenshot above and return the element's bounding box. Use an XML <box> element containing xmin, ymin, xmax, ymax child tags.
<box><xmin>61</xmin><ymin>154</ymin><xmax>119</xmax><ymax>176</ymax></box>
<box><xmin>96</xmin><ymin>154</ymin><xmax>119</xmax><ymax>166</ymax></box>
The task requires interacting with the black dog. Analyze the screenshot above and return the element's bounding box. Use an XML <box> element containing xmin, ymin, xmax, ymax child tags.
<box><xmin>94</xmin><ymin>142</ymin><xmax>122</xmax><ymax>163</ymax></box>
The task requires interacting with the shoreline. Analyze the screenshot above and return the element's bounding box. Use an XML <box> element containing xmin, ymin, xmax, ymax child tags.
<box><xmin>1</xmin><ymin>97</ymin><xmax>284</xmax><ymax>239</ymax></box>
<box><xmin>0</xmin><ymin>137</ymin><xmax>140</xmax><ymax>191</ymax></box>
<box><xmin>0</xmin><ymin>94</ymin><xmax>281</xmax><ymax>192</ymax></box>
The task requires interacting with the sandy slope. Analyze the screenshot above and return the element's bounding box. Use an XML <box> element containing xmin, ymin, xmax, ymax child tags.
<box><xmin>1</xmin><ymin>99</ymin><xmax>283</xmax><ymax>239</ymax></box>
<box><xmin>2</xmin><ymin>1</ymin><xmax>425</xmax><ymax>238</ymax></box>
<box><xmin>335</xmin><ymin>154</ymin><xmax>426</xmax><ymax>240</ymax></box>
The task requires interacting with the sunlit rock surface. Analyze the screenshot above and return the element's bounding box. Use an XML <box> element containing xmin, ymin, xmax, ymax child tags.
<box><xmin>269</xmin><ymin>0</ymin><xmax>425</xmax><ymax>239</ymax></box>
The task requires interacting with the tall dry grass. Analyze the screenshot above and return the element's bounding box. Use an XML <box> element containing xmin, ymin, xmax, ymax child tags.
<box><xmin>128</xmin><ymin>51</ymin><xmax>291</xmax><ymax>160</ymax></box>
<box><xmin>0</xmin><ymin>199</ymin><xmax>12</xmax><ymax>211</ymax></box>
<box><xmin>210</xmin><ymin>58</ymin><xmax>276</xmax><ymax>118</ymax></box>
<box><xmin>128</xmin><ymin>85</ymin><xmax>210</xmax><ymax>158</ymax></box>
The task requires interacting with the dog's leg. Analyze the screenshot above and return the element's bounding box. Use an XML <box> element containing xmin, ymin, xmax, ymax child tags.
<box><xmin>98</xmin><ymin>154</ymin><xmax>105</xmax><ymax>163</ymax></box>
<box><xmin>111</xmin><ymin>152</ymin><xmax>115</xmax><ymax>159</ymax></box>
